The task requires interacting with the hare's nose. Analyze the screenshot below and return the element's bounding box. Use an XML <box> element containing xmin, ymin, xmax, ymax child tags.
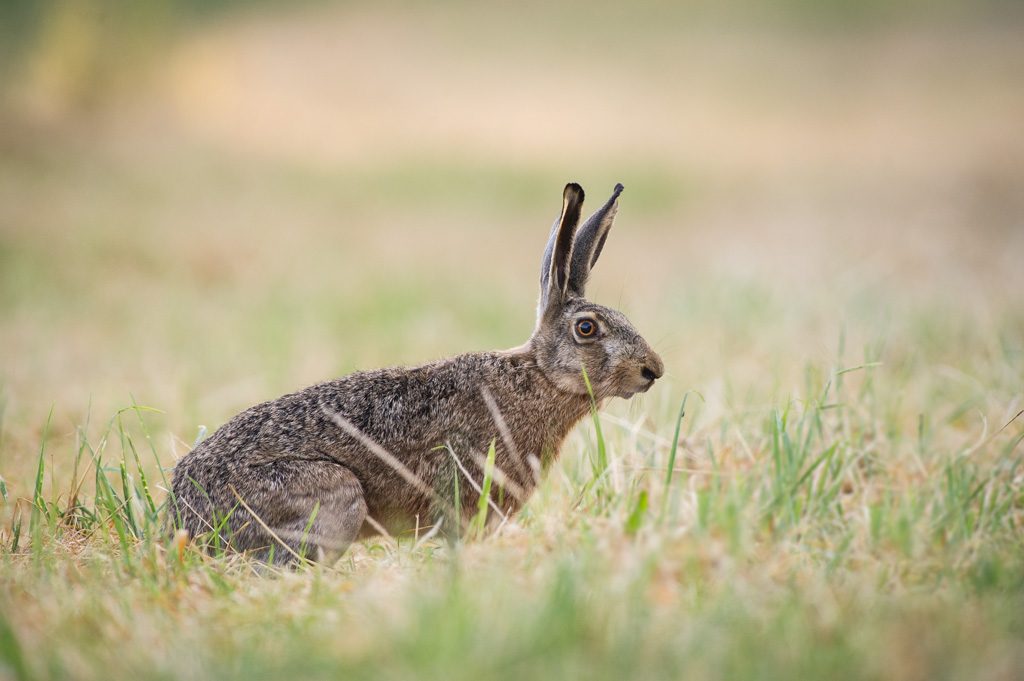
<box><xmin>641</xmin><ymin>353</ymin><xmax>665</xmax><ymax>381</ymax></box>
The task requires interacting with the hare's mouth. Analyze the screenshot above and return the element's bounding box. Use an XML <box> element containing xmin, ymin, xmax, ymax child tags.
<box><xmin>615</xmin><ymin>378</ymin><xmax>655</xmax><ymax>399</ymax></box>
<box><xmin>633</xmin><ymin>378</ymin><xmax>656</xmax><ymax>395</ymax></box>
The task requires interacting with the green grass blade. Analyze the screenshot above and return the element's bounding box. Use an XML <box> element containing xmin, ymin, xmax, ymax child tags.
<box><xmin>0</xmin><ymin>607</ymin><xmax>31</xmax><ymax>681</ymax></box>
<box><xmin>127</xmin><ymin>396</ymin><xmax>166</xmax><ymax>513</ymax></box>
<box><xmin>298</xmin><ymin>501</ymin><xmax>321</xmax><ymax>561</ymax></box>
<box><xmin>30</xmin><ymin>404</ymin><xmax>56</xmax><ymax>537</ymax></box>
<box><xmin>472</xmin><ymin>439</ymin><xmax>497</xmax><ymax>539</ymax></box>
<box><xmin>580</xmin><ymin>364</ymin><xmax>607</xmax><ymax>479</ymax></box>
<box><xmin>664</xmin><ymin>392</ymin><xmax>697</xmax><ymax>491</ymax></box>
<box><xmin>119</xmin><ymin>460</ymin><xmax>139</xmax><ymax>539</ymax></box>
<box><xmin>453</xmin><ymin>452</ymin><xmax>461</xmax><ymax>543</ymax></box>
<box><xmin>660</xmin><ymin>392</ymin><xmax>698</xmax><ymax>522</ymax></box>
<box><xmin>95</xmin><ymin>462</ymin><xmax>132</xmax><ymax>555</ymax></box>
<box><xmin>625</xmin><ymin>489</ymin><xmax>649</xmax><ymax>534</ymax></box>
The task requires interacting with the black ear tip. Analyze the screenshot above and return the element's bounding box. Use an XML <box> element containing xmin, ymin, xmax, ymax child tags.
<box><xmin>613</xmin><ymin>182</ymin><xmax>625</xmax><ymax>196</ymax></box>
<box><xmin>564</xmin><ymin>182</ymin><xmax>585</xmax><ymax>202</ymax></box>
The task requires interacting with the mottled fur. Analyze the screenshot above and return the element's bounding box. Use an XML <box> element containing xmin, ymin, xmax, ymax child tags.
<box><xmin>168</xmin><ymin>183</ymin><xmax>664</xmax><ymax>564</ymax></box>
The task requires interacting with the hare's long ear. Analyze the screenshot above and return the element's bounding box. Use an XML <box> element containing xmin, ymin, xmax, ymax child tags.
<box><xmin>567</xmin><ymin>183</ymin><xmax>623</xmax><ymax>297</ymax></box>
<box><xmin>538</xmin><ymin>183</ymin><xmax>584</xmax><ymax>320</ymax></box>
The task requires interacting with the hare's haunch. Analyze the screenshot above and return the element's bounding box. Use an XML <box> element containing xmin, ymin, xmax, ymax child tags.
<box><xmin>168</xmin><ymin>183</ymin><xmax>664</xmax><ymax>564</ymax></box>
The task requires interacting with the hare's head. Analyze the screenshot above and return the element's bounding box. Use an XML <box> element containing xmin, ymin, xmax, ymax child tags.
<box><xmin>531</xmin><ymin>183</ymin><xmax>664</xmax><ymax>400</ymax></box>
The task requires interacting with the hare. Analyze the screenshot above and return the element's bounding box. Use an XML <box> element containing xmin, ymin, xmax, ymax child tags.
<box><xmin>168</xmin><ymin>183</ymin><xmax>664</xmax><ymax>564</ymax></box>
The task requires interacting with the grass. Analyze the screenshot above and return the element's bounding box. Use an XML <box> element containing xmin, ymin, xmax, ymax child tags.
<box><xmin>2</xmin><ymin>306</ymin><xmax>1022</xmax><ymax>679</ymax></box>
<box><xmin>2</xmin><ymin>4</ymin><xmax>1024</xmax><ymax>679</ymax></box>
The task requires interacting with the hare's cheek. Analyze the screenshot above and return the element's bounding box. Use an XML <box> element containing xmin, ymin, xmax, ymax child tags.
<box><xmin>601</xmin><ymin>338</ymin><xmax>623</xmax><ymax>363</ymax></box>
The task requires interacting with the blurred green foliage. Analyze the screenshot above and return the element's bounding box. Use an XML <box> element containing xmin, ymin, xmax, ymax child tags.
<box><xmin>2</xmin><ymin>0</ymin><xmax>1022</xmax><ymax>113</ymax></box>
<box><xmin>0</xmin><ymin>0</ymin><xmax>303</xmax><ymax>109</ymax></box>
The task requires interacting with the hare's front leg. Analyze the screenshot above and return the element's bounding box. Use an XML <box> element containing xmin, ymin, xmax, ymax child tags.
<box><xmin>226</xmin><ymin>458</ymin><xmax>368</xmax><ymax>566</ymax></box>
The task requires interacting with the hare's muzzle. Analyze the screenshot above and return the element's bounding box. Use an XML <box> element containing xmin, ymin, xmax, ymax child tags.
<box><xmin>632</xmin><ymin>350</ymin><xmax>665</xmax><ymax>394</ymax></box>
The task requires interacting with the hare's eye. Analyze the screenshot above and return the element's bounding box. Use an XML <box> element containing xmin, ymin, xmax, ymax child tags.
<box><xmin>575</xmin><ymin>319</ymin><xmax>597</xmax><ymax>337</ymax></box>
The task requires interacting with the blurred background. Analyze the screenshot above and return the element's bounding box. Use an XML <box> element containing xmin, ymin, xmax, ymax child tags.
<box><xmin>1</xmin><ymin>0</ymin><xmax>1022</xmax><ymax>488</ymax></box>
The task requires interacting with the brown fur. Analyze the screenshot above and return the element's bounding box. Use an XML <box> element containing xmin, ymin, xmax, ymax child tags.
<box><xmin>168</xmin><ymin>183</ymin><xmax>664</xmax><ymax>564</ymax></box>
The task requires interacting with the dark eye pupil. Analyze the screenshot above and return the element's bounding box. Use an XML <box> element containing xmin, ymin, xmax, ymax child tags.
<box><xmin>578</xmin><ymin>321</ymin><xmax>594</xmax><ymax>336</ymax></box>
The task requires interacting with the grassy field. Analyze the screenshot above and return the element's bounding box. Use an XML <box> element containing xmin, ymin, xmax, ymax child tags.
<box><xmin>2</xmin><ymin>2</ymin><xmax>1024</xmax><ymax>680</ymax></box>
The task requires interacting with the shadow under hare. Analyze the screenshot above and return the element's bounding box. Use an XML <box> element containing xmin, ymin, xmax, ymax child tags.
<box><xmin>169</xmin><ymin>183</ymin><xmax>664</xmax><ymax>565</ymax></box>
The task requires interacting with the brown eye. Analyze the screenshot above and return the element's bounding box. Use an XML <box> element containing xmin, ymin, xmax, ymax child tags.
<box><xmin>575</xmin><ymin>319</ymin><xmax>596</xmax><ymax>337</ymax></box>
